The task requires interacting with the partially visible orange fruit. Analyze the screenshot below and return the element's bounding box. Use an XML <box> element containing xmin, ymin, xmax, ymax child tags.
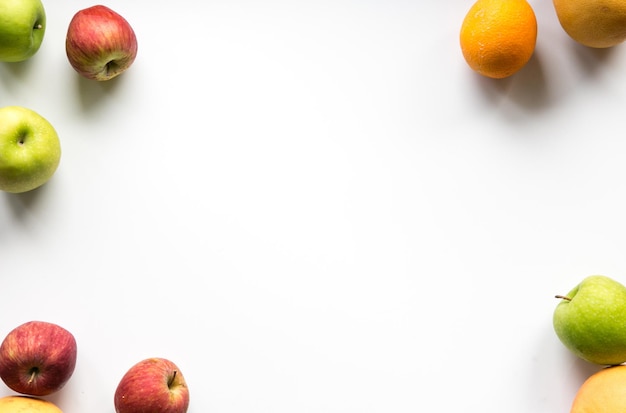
<box><xmin>460</xmin><ymin>0</ymin><xmax>538</xmax><ymax>79</ymax></box>
<box><xmin>570</xmin><ymin>365</ymin><xmax>626</xmax><ymax>413</ymax></box>
<box><xmin>553</xmin><ymin>0</ymin><xmax>626</xmax><ymax>48</ymax></box>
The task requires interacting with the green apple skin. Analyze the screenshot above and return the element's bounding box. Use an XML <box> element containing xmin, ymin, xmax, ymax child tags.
<box><xmin>553</xmin><ymin>275</ymin><xmax>626</xmax><ymax>365</ymax></box>
<box><xmin>0</xmin><ymin>0</ymin><xmax>46</xmax><ymax>62</ymax></box>
<box><xmin>0</xmin><ymin>106</ymin><xmax>60</xmax><ymax>193</ymax></box>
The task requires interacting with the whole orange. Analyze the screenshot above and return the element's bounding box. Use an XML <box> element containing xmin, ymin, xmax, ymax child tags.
<box><xmin>459</xmin><ymin>0</ymin><xmax>537</xmax><ymax>79</ymax></box>
<box><xmin>570</xmin><ymin>365</ymin><xmax>626</xmax><ymax>412</ymax></box>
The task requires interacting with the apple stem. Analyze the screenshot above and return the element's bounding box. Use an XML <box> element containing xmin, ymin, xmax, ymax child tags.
<box><xmin>35</xmin><ymin>24</ymin><xmax>43</xmax><ymax>30</ymax></box>
<box><xmin>28</xmin><ymin>368</ymin><xmax>38</xmax><ymax>384</ymax></box>
<box><xmin>555</xmin><ymin>295</ymin><xmax>572</xmax><ymax>301</ymax></box>
<box><xmin>168</xmin><ymin>370</ymin><xmax>177</xmax><ymax>387</ymax></box>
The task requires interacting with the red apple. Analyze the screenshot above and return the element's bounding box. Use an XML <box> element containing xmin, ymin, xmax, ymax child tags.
<box><xmin>65</xmin><ymin>5</ymin><xmax>138</xmax><ymax>81</ymax></box>
<box><xmin>0</xmin><ymin>321</ymin><xmax>77</xmax><ymax>396</ymax></box>
<box><xmin>114</xmin><ymin>357</ymin><xmax>189</xmax><ymax>413</ymax></box>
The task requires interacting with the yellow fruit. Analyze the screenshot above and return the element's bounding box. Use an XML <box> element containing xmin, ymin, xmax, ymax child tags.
<box><xmin>0</xmin><ymin>396</ymin><xmax>63</xmax><ymax>413</ymax></box>
<box><xmin>570</xmin><ymin>365</ymin><xmax>626</xmax><ymax>412</ymax></box>
<box><xmin>459</xmin><ymin>0</ymin><xmax>537</xmax><ymax>79</ymax></box>
<box><xmin>553</xmin><ymin>0</ymin><xmax>626</xmax><ymax>48</ymax></box>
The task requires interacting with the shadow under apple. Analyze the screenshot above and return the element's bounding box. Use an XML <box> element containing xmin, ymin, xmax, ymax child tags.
<box><xmin>567</xmin><ymin>351</ymin><xmax>606</xmax><ymax>385</ymax></box>
<box><xmin>2</xmin><ymin>181</ymin><xmax>54</xmax><ymax>222</ymax></box>
<box><xmin>526</xmin><ymin>321</ymin><xmax>606</xmax><ymax>412</ymax></box>
<box><xmin>75</xmin><ymin>72</ymin><xmax>129</xmax><ymax>113</ymax></box>
<box><xmin>0</xmin><ymin>59</ymin><xmax>37</xmax><ymax>93</ymax></box>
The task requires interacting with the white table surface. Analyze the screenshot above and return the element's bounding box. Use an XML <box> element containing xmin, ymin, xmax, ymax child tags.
<box><xmin>0</xmin><ymin>0</ymin><xmax>621</xmax><ymax>412</ymax></box>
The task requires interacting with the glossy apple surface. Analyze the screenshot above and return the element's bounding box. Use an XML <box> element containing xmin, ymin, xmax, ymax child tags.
<box><xmin>0</xmin><ymin>106</ymin><xmax>61</xmax><ymax>193</ymax></box>
<box><xmin>0</xmin><ymin>0</ymin><xmax>46</xmax><ymax>62</ymax></box>
<box><xmin>65</xmin><ymin>5</ymin><xmax>137</xmax><ymax>81</ymax></box>
<box><xmin>554</xmin><ymin>275</ymin><xmax>626</xmax><ymax>365</ymax></box>
<box><xmin>114</xmin><ymin>357</ymin><xmax>189</xmax><ymax>413</ymax></box>
<box><xmin>0</xmin><ymin>321</ymin><xmax>77</xmax><ymax>396</ymax></box>
<box><xmin>0</xmin><ymin>395</ymin><xmax>63</xmax><ymax>413</ymax></box>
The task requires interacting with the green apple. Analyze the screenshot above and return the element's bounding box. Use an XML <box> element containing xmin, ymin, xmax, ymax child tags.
<box><xmin>0</xmin><ymin>106</ymin><xmax>60</xmax><ymax>193</ymax></box>
<box><xmin>0</xmin><ymin>0</ymin><xmax>46</xmax><ymax>62</ymax></box>
<box><xmin>553</xmin><ymin>275</ymin><xmax>626</xmax><ymax>365</ymax></box>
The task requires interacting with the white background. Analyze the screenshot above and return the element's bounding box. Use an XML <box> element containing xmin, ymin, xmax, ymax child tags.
<box><xmin>0</xmin><ymin>0</ymin><xmax>623</xmax><ymax>412</ymax></box>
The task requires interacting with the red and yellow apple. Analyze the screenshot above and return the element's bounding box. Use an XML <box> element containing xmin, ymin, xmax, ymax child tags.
<box><xmin>114</xmin><ymin>357</ymin><xmax>189</xmax><ymax>413</ymax></box>
<box><xmin>0</xmin><ymin>321</ymin><xmax>77</xmax><ymax>396</ymax></box>
<box><xmin>65</xmin><ymin>5</ymin><xmax>138</xmax><ymax>81</ymax></box>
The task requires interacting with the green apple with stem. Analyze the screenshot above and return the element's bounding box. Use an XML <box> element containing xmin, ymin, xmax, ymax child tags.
<box><xmin>554</xmin><ymin>275</ymin><xmax>626</xmax><ymax>365</ymax></box>
<box><xmin>0</xmin><ymin>106</ymin><xmax>61</xmax><ymax>193</ymax></box>
<box><xmin>0</xmin><ymin>0</ymin><xmax>46</xmax><ymax>62</ymax></box>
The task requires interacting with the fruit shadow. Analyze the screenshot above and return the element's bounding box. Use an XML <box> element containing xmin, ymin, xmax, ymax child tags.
<box><xmin>570</xmin><ymin>42</ymin><xmax>618</xmax><ymax>75</ymax></box>
<box><xmin>529</xmin><ymin>324</ymin><xmax>605</xmax><ymax>410</ymax></box>
<box><xmin>2</xmin><ymin>184</ymin><xmax>48</xmax><ymax>216</ymax></box>
<box><xmin>44</xmin><ymin>388</ymin><xmax>73</xmax><ymax>410</ymax></box>
<box><xmin>75</xmin><ymin>73</ymin><xmax>127</xmax><ymax>112</ymax></box>
<box><xmin>472</xmin><ymin>41</ymin><xmax>620</xmax><ymax>118</ymax></box>
<box><xmin>564</xmin><ymin>351</ymin><xmax>606</xmax><ymax>384</ymax></box>
<box><xmin>0</xmin><ymin>60</ymin><xmax>37</xmax><ymax>92</ymax></box>
<box><xmin>472</xmin><ymin>50</ymin><xmax>552</xmax><ymax>111</ymax></box>
<box><xmin>1</xmin><ymin>181</ymin><xmax>55</xmax><ymax>226</ymax></box>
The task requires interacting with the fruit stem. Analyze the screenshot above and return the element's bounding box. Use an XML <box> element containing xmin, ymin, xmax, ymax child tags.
<box><xmin>168</xmin><ymin>370</ymin><xmax>177</xmax><ymax>387</ymax></box>
<box><xmin>555</xmin><ymin>295</ymin><xmax>572</xmax><ymax>301</ymax></box>
<box><xmin>28</xmin><ymin>368</ymin><xmax>38</xmax><ymax>384</ymax></box>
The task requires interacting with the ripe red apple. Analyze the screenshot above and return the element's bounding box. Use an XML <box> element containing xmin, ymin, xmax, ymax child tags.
<box><xmin>0</xmin><ymin>321</ymin><xmax>77</xmax><ymax>396</ymax></box>
<box><xmin>114</xmin><ymin>357</ymin><xmax>189</xmax><ymax>413</ymax></box>
<box><xmin>65</xmin><ymin>5</ymin><xmax>138</xmax><ymax>81</ymax></box>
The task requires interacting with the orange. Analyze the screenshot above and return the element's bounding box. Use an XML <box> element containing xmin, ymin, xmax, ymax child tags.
<box><xmin>570</xmin><ymin>365</ymin><xmax>626</xmax><ymax>412</ymax></box>
<box><xmin>459</xmin><ymin>0</ymin><xmax>537</xmax><ymax>79</ymax></box>
<box><xmin>553</xmin><ymin>0</ymin><xmax>626</xmax><ymax>48</ymax></box>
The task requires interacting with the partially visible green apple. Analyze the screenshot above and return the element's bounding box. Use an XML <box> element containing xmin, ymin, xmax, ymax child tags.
<box><xmin>0</xmin><ymin>0</ymin><xmax>46</xmax><ymax>62</ymax></box>
<box><xmin>0</xmin><ymin>106</ymin><xmax>60</xmax><ymax>193</ymax></box>
<box><xmin>553</xmin><ymin>275</ymin><xmax>626</xmax><ymax>365</ymax></box>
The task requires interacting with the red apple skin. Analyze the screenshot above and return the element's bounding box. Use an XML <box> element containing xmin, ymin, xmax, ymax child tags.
<box><xmin>0</xmin><ymin>321</ymin><xmax>77</xmax><ymax>396</ymax></box>
<box><xmin>65</xmin><ymin>5</ymin><xmax>138</xmax><ymax>81</ymax></box>
<box><xmin>114</xmin><ymin>357</ymin><xmax>190</xmax><ymax>413</ymax></box>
